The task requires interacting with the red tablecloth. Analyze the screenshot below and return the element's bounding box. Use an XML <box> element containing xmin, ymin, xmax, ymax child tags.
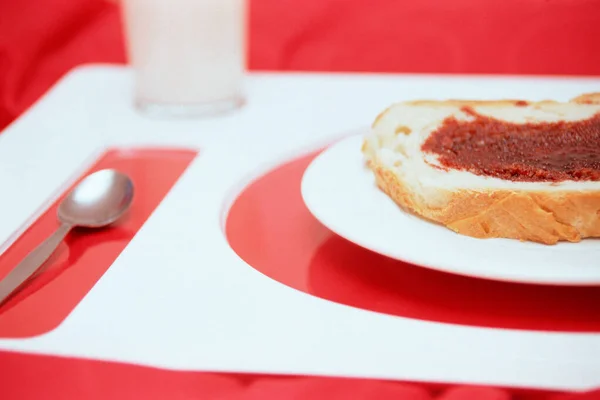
<box><xmin>1</xmin><ymin>0</ymin><xmax>600</xmax><ymax>398</ymax></box>
<box><xmin>1</xmin><ymin>0</ymin><xmax>599</xmax><ymax>130</ymax></box>
<box><xmin>1</xmin><ymin>350</ymin><xmax>599</xmax><ymax>400</ymax></box>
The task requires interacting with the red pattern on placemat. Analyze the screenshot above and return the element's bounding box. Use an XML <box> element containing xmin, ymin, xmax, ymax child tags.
<box><xmin>226</xmin><ymin>150</ymin><xmax>600</xmax><ymax>333</ymax></box>
<box><xmin>2</xmin><ymin>350</ymin><xmax>593</xmax><ymax>400</ymax></box>
<box><xmin>0</xmin><ymin>148</ymin><xmax>197</xmax><ymax>338</ymax></box>
<box><xmin>1</xmin><ymin>0</ymin><xmax>600</xmax><ymax>130</ymax></box>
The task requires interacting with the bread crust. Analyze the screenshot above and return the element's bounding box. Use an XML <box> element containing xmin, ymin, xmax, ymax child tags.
<box><xmin>365</xmin><ymin>93</ymin><xmax>600</xmax><ymax>245</ymax></box>
<box><xmin>572</xmin><ymin>92</ymin><xmax>600</xmax><ymax>104</ymax></box>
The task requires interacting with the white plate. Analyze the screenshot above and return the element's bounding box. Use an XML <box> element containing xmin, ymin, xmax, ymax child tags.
<box><xmin>301</xmin><ymin>134</ymin><xmax>600</xmax><ymax>286</ymax></box>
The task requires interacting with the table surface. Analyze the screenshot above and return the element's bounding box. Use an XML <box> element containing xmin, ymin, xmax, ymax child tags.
<box><xmin>1</xmin><ymin>65</ymin><xmax>600</xmax><ymax>391</ymax></box>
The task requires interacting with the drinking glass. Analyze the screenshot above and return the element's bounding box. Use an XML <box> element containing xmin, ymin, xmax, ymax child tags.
<box><xmin>121</xmin><ymin>0</ymin><xmax>246</xmax><ymax>117</ymax></box>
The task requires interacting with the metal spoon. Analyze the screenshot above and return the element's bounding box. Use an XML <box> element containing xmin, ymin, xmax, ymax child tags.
<box><xmin>0</xmin><ymin>169</ymin><xmax>134</xmax><ymax>305</ymax></box>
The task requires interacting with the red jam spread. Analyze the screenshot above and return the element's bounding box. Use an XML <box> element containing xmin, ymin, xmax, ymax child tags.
<box><xmin>421</xmin><ymin>107</ymin><xmax>600</xmax><ymax>182</ymax></box>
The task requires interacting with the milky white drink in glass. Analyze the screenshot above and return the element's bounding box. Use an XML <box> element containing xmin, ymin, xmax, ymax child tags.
<box><xmin>122</xmin><ymin>0</ymin><xmax>246</xmax><ymax>116</ymax></box>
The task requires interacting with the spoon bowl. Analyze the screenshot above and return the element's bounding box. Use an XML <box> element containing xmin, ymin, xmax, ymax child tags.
<box><xmin>58</xmin><ymin>169</ymin><xmax>134</xmax><ymax>227</ymax></box>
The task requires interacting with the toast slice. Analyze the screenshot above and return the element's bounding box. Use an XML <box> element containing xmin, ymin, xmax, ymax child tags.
<box><xmin>362</xmin><ymin>92</ymin><xmax>600</xmax><ymax>244</ymax></box>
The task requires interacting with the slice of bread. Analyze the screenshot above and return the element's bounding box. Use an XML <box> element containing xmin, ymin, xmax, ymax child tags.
<box><xmin>362</xmin><ymin>92</ymin><xmax>600</xmax><ymax>245</ymax></box>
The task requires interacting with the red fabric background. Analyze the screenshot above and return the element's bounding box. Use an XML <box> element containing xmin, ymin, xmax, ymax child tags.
<box><xmin>2</xmin><ymin>349</ymin><xmax>598</xmax><ymax>400</ymax></box>
<box><xmin>1</xmin><ymin>0</ymin><xmax>600</xmax><ymax>130</ymax></box>
<box><xmin>1</xmin><ymin>0</ymin><xmax>600</xmax><ymax>398</ymax></box>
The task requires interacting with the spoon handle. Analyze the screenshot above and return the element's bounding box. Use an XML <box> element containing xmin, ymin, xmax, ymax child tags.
<box><xmin>0</xmin><ymin>223</ymin><xmax>72</xmax><ymax>306</ymax></box>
